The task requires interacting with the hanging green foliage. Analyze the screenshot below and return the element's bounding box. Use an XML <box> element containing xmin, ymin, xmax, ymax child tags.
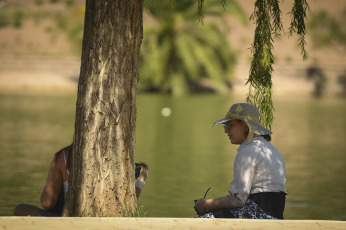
<box><xmin>246</xmin><ymin>0</ymin><xmax>310</xmax><ymax>130</ymax></box>
<box><xmin>144</xmin><ymin>0</ymin><xmax>310</xmax><ymax>125</ymax></box>
<box><xmin>289</xmin><ymin>0</ymin><xmax>310</xmax><ymax>61</ymax></box>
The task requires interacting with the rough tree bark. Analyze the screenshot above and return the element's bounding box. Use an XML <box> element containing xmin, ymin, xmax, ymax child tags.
<box><xmin>63</xmin><ymin>0</ymin><xmax>143</xmax><ymax>216</ymax></box>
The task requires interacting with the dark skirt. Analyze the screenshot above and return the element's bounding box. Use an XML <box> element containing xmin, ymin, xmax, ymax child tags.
<box><xmin>196</xmin><ymin>192</ymin><xmax>286</xmax><ymax>219</ymax></box>
<box><xmin>36</xmin><ymin>209</ymin><xmax>61</xmax><ymax>217</ymax></box>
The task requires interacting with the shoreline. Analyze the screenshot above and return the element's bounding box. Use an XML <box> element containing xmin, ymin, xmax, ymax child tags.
<box><xmin>0</xmin><ymin>56</ymin><xmax>345</xmax><ymax>97</ymax></box>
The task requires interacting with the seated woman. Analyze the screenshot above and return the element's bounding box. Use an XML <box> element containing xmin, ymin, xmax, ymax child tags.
<box><xmin>14</xmin><ymin>144</ymin><xmax>149</xmax><ymax>216</ymax></box>
<box><xmin>194</xmin><ymin>103</ymin><xmax>286</xmax><ymax>219</ymax></box>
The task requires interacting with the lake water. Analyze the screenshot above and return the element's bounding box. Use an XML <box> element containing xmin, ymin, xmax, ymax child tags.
<box><xmin>0</xmin><ymin>92</ymin><xmax>345</xmax><ymax>220</ymax></box>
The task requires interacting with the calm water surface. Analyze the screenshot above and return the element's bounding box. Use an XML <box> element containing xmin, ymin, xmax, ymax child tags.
<box><xmin>0</xmin><ymin>92</ymin><xmax>345</xmax><ymax>220</ymax></box>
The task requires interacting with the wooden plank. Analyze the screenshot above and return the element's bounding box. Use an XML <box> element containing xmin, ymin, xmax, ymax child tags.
<box><xmin>0</xmin><ymin>217</ymin><xmax>345</xmax><ymax>230</ymax></box>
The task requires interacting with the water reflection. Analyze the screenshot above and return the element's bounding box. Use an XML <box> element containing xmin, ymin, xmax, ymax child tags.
<box><xmin>286</xmin><ymin>203</ymin><xmax>309</xmax><ymax>208</ymax></box>
<box><xmin>0</xmin><ymin>93</ymin><xmax>346</xmax><ymax>220</ymax></box>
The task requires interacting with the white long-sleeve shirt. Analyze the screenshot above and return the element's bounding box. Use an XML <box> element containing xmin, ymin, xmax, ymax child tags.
<box><xmin>229</xmin><ymin>136</ymin><xmax>286</xmax><ymax>207</ymax></box>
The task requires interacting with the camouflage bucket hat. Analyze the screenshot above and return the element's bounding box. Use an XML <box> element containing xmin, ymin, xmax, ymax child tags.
<box><xmin>212</xmin><ymin>103</ymin><xmax>272</xmax><ymax>143</ymax></box>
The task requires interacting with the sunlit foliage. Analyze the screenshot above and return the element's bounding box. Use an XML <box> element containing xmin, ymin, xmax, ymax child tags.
<box><xmin>140</xmin><ymin>0</ymin><xmax>247</xmax><ymax>95</ymax></box>
<box><xmin>0</xmin><ymin>0</ymin><xmax>84</xmax><ymax>55</ymax></box>
<box><xmin>308</xmin><ymin>9</ymin><xmax>346</xmax><ymax>48</ymax></box>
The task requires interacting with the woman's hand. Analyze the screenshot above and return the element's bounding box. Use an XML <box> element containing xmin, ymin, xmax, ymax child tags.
<box><xmin>194</xmin><ymin>198</ymin><xmax>210</xmax><ymax>215</ymax></box>
<box><xmin>194</xmin><ymin>195</ymin><xmax>234</xmax><ymax>215</ymax></box>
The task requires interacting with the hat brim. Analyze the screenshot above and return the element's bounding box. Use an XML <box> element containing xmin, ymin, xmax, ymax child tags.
<box><xmin>212</xmin><ymin>118</ymin><xmax>273</xmax><ymax>135</ymax></box>
<box><xmin>212</xmin><ymin>118</ymin><xmax>232</xmax><ymax>127</ymax></box>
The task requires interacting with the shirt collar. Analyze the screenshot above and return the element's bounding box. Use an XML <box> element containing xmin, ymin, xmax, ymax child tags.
<box><xmin>237</xmin><ymin>135</ymin><xmax>264</xmax><ymax>151</ymax></box>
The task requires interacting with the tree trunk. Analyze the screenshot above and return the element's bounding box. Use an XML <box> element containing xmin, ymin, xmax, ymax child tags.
<box><xmin>63</xmin><ymin>0</ymin><xmax>143</xmax><ymax>217</ymax></box>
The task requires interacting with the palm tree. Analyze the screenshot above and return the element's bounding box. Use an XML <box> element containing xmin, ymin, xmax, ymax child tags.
<box><xmin>139</xmin><ymin>0</ymin><xmax>247</xmax><ymax>95</ymax></box>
